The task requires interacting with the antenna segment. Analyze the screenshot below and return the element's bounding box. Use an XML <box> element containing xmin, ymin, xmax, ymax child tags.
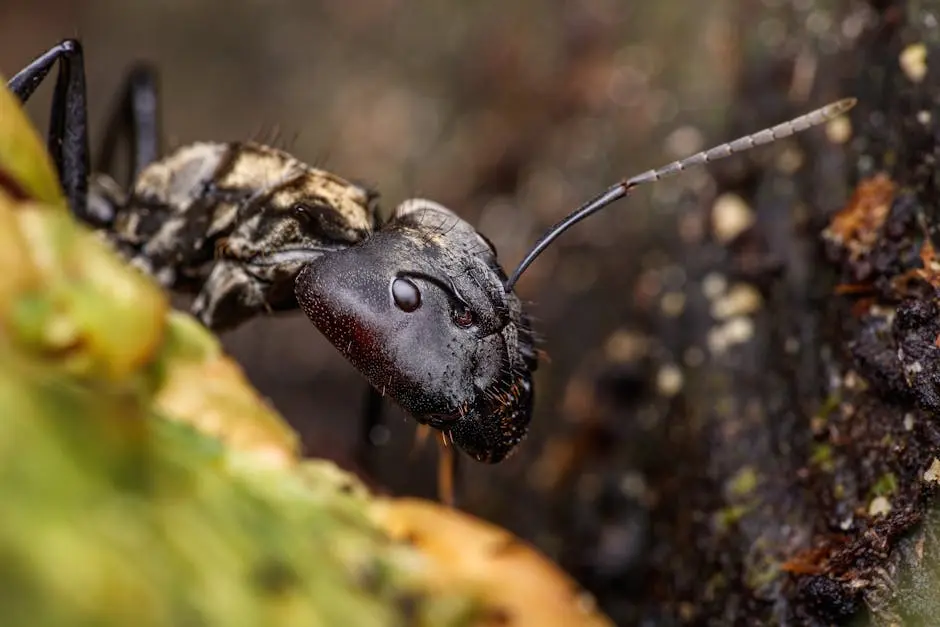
<box><xmin>504</xmin><ymin>98</ymin><xmax>857</xmax><ymax>291</ymax></box>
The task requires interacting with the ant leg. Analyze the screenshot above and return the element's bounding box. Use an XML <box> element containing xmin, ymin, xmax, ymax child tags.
<box><xmin>357</xmin><ymin>385</ymin><xmax>384</xmax><ymax>473</ymax></box>
<box><xmin>437</xmin><ymin>436</ymin><xmax>462</xmax><ymax>508</ymax></box>
<box><xmin>97</xmin><ymin>63</ymin><xmax>161</xmax><ymax>186</ymax></box>
<box><xmin>8</xmin><ymin>39</ymin><xmax>90</xmax><ymax>216</ymax></box>
<box><xmin>358</xmin><ymin>386</ymin><xmax>463</xmax><ymax>506</ymax></box>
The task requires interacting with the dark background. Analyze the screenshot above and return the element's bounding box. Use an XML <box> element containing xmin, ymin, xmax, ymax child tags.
<box><xmin>2</xmin><ymin>1</ymin><xmax>874</xmax><ymax>624</ymax></box>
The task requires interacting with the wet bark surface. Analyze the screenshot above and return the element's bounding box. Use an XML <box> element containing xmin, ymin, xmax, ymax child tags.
<box><xmin>535</xmin><ymin>0</ymin><xmax>940</xmax><ymax>624</ymax></box>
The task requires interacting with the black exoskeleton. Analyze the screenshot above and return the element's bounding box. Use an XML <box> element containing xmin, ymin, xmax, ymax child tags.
<box><xmin>296</xmin><ymin>199</ymin><xmax>538</xmax><ymax>463</ymax></box>
<box><xmin>7</xmin><ymin>38</ymin><xmax>855</xmax><ymax>505</ymax></box>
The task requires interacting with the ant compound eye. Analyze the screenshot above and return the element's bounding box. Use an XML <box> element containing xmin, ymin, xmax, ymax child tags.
<box><xmin>392</xmin><ymin>277</ymin><xmax>422</xmax><ymax>312</ymax></box>
<box><xmin>452</xmin><ymin>305</ymin><xmax>474</xmax><ymax>328</ymax></box>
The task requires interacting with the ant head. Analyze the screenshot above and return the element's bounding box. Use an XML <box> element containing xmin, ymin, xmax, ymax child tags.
<box><xmin>295</xmin><ymin>198</ymin><xmax>538</xmax><ymax>463</ymax></box>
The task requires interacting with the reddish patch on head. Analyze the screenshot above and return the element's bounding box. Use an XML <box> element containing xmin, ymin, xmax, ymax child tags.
<box><xmin>346</xmin><ymin>316</ymin><xmax>382</xmax><ymax>361</ymax></box>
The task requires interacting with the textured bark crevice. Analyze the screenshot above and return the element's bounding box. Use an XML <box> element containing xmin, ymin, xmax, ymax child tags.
<box><xmin>542</xmin><ymin>0</ymin><xmax>940</xmax><ymax>624</ymax></box>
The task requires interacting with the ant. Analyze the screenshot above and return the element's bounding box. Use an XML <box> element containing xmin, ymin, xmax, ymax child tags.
<box><xmin>7</xmin><ymin>39</ymin><xmax>856</xmax><ymax>506</ymax></box>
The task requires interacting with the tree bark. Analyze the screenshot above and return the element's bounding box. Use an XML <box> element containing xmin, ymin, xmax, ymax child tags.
<box><xmin>542</xmin><ymin>0</ymin><xmax>940</xmax><ymax>624</ymax></box>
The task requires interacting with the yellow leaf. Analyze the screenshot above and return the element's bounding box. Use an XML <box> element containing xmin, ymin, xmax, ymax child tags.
<box><xmin>372</xmin><ymin>498</ymin><xmax>614</xmax><ymax>627</ymax></box>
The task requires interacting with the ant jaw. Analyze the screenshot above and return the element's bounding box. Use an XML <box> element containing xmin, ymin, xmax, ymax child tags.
<box><xmin>446</xmin><ymin>375</ymin><xmax>534</xmax><ymax>465</ymax></box>
<box><xmin>423</xmin><ymin>412</ymin><xmax>460</xmax><ymax>431</ymax></box>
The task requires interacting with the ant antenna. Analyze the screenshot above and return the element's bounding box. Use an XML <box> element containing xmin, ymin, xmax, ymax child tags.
<box><xmin>504</xmin><ymin>97</ymin><xmax>857</xmax><ymax>291</ymax></box>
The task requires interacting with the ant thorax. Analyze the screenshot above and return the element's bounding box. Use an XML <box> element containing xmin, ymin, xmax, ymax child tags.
<box><xmin>88</xmin><ymin>141</ymin><xmax>378</xmax><ymax>330</ymax></box>
<box><xmin>296</xmin><ymin>198</ymin><xmax>539</xmax><ymax>463</ymax></box>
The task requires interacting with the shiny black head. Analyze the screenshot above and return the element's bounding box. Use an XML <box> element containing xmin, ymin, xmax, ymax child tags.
<box><xmin>295</xmin><ymin>198</ymin><xmax>538</xmax><ymax>463</ymax></box>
